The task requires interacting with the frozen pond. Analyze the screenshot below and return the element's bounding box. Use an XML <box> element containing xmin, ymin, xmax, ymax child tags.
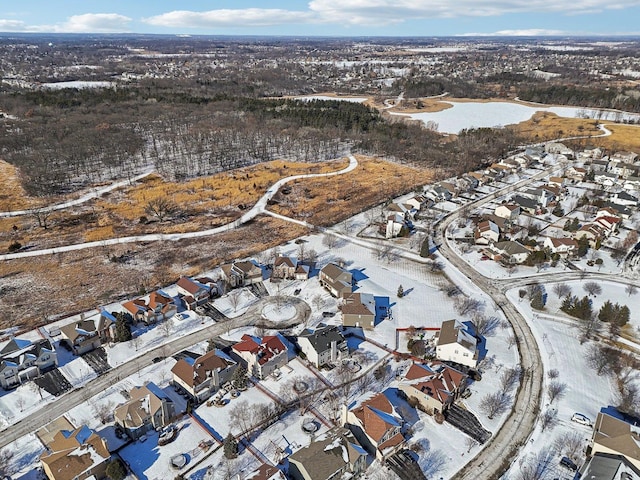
<box><xmin>295</xmin><ymin>95</ymin><xmax>367</xmax><ymax>103</ymax></box>
<box><xmin>389</xmin><ymin>100</ymin><xmax>640</xmax><ymax>134</ymax></box>
<box><xmin>40</xmin><ymin>81</ymin><xmax>113</xmax><ymax>90</ymax></box>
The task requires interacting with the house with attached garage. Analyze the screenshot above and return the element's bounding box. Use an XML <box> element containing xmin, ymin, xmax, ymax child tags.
<box><xmin>341</xmin><ymin>292</ymin><xmax>376</xmax><ymax>330</ymax></box>
<box><xmin>589</xmin><ymin>411</ymin><xmax>640</xmax><ymax>471</ymax></box>
<box><xmin>123</xmin><ymin>290</ymin><xmax>177</xmax><ymax>324</ymax></box>
<box><xmin>435</xmin><ymin>319</ymin><xmax>479</xmax><ymax>368</ymax></box>
<box><xmin>220</xmin><ymin>260</ymin><xmax>263</xmax><ymax>288</ymax></box>
<box><xmin>319</xmin><ymin>262</ymin><xmax>353</xmax><ymax>297</ymax></box>
<box><xmin>574</xmin><ymin>223</ymin><xmax>607</xmax><ymax>248</ymax></box>
<box><xmin>342</xmin><ymin>392</ymin><xmax>405</xmax><ymax>461</ymax></box>
<box><xmin>288</xmin><ymin>427</ymin><xmax>367</xmax><ymax>480</ymax></box>
<box><xmin>494</xmin><ymin>203</ymin><xmax>520</xmax><ymax>224</ymax></box>
<box><xmin>0</xmin><ymin>337</ymin><xmax>57</xmax><ymax>389</ymax></box>
<box><xmin>177</xmin><ymin>276</ymin><xmax>217</xmax><ymax>308</ymax></box>
<box><xmin>296</xmin><ymin>324</ymin><xmax>348</xmax><ymax>368</ymax></box>
<box><xmin>609</xmin><ymin>190</ymin><xmax>639</xmax><ymax>208</ymax></box>
<box><xmin>272</xmin><ymin>255</ymin><xmax>309</xmax><ymax>281</ymax></box>
<box><xmin>474</xmin><ymin>219</ymin><xmax>500</xmax><ymax>245</ymax></box>
<box><xmin>544</xmin><ymin>237</ymin><xmax>579</xmax><ymax>256</ymax></box>
<box><xmin>40</xmin><ymin>425</ymin><xmax>110</xmax><ymax>480</ymax></box>
<box><xmin>398</xmin><ymin>362</ymin><xmax>467</xmax><ymax>416</ymax></box>
<box><xmin>59</xmin><ymin>311</ymin><xmax>115</xmax><ymax>355</ymax></box>
<box><xmin>232</xmin><ymin>334</ymin><xmax>288</xmax><ymax>380</ymax></box>
<box><xmin>114</xmin><ymin>381</ymin><xmax>175</xmax><ymax>439</ymax></box>
<box><xmin>485</xmin><ymin>240</ymin><xmax>530</xmax><ymax>264</ymax></box>
<box><xmin>171</xmin><ymin>349</ymin><xmax>237</xmax><ymax>403</ymax></box>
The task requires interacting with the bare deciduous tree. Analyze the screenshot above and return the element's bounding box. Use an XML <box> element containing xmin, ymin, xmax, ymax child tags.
<box><xmin>626</xmin><ymin>284</ymin><xmax>638</xmax><ymax>297</ymax></box>
<box><xmin>479</xmin><ymin>392</ymin><xmax>511</xmax><ymax>419</ymax></box>
<box><xmin>517</xmin><ymin>448</ymin><xmax>554</xmax><ymax>480</ymax></box>
<box><xmin>454</xmin><ymin>297</ymin><xmax>484</xmax><ymax>317</ymax></box>
<box><xmin>229</xmin><ymin>400</ymin><xmax>252</xmax><ymax>434</ymax></box>
<box><xmin>547</xmin><ymin>368</ymin><xmax>559</xmax><ymax>379</ymax></box>
<box><xmin>144</xmin><ymin>197</ymin><xmax>178</xmax><ymax>222</ymax></box>
<box><xmin>552</xmin><ymin>283</ymin><xmax>572</xmax><ymax>299</ymax></box>
<box><xmin>473</xmin><ymin>314</ymin><xmax>501</xmax><ymax>337</ymax></box>
<box><xmin>553</xmin><ymin>431</ymin><xmax>585</xmax><ymax>461</ymax></box>
<box><xmin>539</xmin><ymin>409</ymin><xmax>558</xmax><ymax>432</ymax></box>
<box><xmin>322</xmin><ymin>234</ymin><xmax>338</xmax><ymax>249</ymax></box>
<box><xmin>507</xmin><ymin>335</ymin><xmax>517</xmax><ymax>350</ymax></box>
<box><xmin>0</xmin><ymin>448</ymin><xmax>14</xmax><ymax>478</ymax></box>
<box><xmin>228</xmin><ymin>289</ymin><xmax>242</xmax><ymax>312</ymax></box>
<box><xmin>584</xmin><ymin>344</ymin><xmax>612</xmax><ymax>376</ymax></box>
<box><xmin>583</xmin><ymin>281</ymin><xmax>602</xmax><ymax>297</ymax></box>
<box><xmin>547</xmin><ymin>381</ymin><xmax>567</xmax><ymax>404</ymax></box>
<box><xmin>500</xmin><ymin>366</ymin><xmax>521</xmax><ymax>394</ymax></box>
<box><xmin>30</xmin><ymin>205</ymin><xmax>53</xmax><ymax>230</ymax></box>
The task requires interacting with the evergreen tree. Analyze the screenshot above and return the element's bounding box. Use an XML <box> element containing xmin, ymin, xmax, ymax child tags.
<box><xmin>530</xmin><ymin>291</ymin><xmax>545</xmax><ymax>310</ymax></box>
<box><xmin>105</xmin><ymin>459</ymin><xmax>127</xmax><ymax>480</ymax></box>
<box><xmin>598</xmin><ymin>300</ymin><xmax>614</xmax><ymax>322</ymax></box>
<box><xmin>231</xmin><ymin>366</ymin><xmax>247</xmax><ymax>389</ymax></box>
<box><xmin>223</xmin><ymin>433</ymin><xmax>238</xmax><ymax>459</ymax></box>
<box><xmin>114</xmin><ymin>314</ymin><xmax>132</xmax><ymax>342</ymax></box>
<box><xmin>577</xmin><ymin>236</ymin><xmax>589</xmax><ymax>257</ymax></box>
<box><xmin>397</xmin><ymin>285</ymin><xmax>404</xmax><ymax>298</ymax></box>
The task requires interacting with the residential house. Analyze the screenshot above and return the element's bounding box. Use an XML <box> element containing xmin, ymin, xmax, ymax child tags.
<box><xmin>485</xmin><ymin>241</ymin><xmax>530</xmax><ymax>264</ymax></box>
<box><xmin>623</xmin><ymin>176</ymin><xmax>640</xmax><ymax>191</ymax></box>
<box><xmin>297</xmin><ymin>324</ymin><xmax>348</xmax><ymax>368</ymax></box>
<box><xmin>0</xmin><ymin>337</ymin><xmax>57</xmax><ymax>389</ymax></box>
<box><xmin>594</xmin><ymin>215</ymin><xmax>621</xmax><ymax>237</ymax></box>
<box><xmin>610</xmin><ymin>151</ymin><xmax>638</xmax><ymax>164</ymax></box>
<box><xmin>603</xmin><ymin>202</ymin><xmax>632</xmax><ymax>219</ymax></box>
<box><xmin>385</xmin><ymin>212</ymin><xmax>406</xmax><ymax>239</ymax></box>
<box><xmin>343</xmin><ymin>392</ymin><xmax>405</xmax><ymax>460</ymax></box>
<box><xmin>594</xmin><ymin>172</ymin><xmax>619</xmax><ymax>188</ymax></box>
<box><xmin>341</xmin><ymin>293</ymin><xmax>376</xmax><ymax>330</ymax></box>
<box><xmin>40</xmin><ymin>425</ymin><xmax>110</xmax><ymax>480</ymax></box>
<box><xmin>319</xmin><ymin>263</ymin><xmax>353</xmax><ymax>297</ymax></box>
<box><xmin>565</xmin><ymin>166</ymin><xmax>587</xmax><ymax>182</ymax></box>
<box><xmin>512</xmin><ymin>195</ymin><xmax>539</xmax><ymax>215</ymax></box>
<box><xmin>59</xmin><ymin>312</ymin><xmax>114</xmax><ymax>355</ymax></box>
<box><xmin>171</xmin><ymin>349</ymin><xmax>237</xmax><ymax>403</ymax></box>
<box><xmin>288</xmin><ymin>427</ymin><xmax>367</xmax><ymax>480</ymax></box>
<box><xmin>579</xmin><ymin>453</ymin><xmax>640</xmax><ymax>480</ymax></box>
<box><xmin>609</xmin><ymin>190</ymin><xmax>639</xmax><ymax>208</ymax></box>
<box><xmin>114</xmin><ymin>382</ymin><xmax>175</xmax><ymax>439</ymax></box>
<box><xmin>398</xmin><ymin>362</ymin><xmax>467</xmax><ymax>416</ymax></box>
<box><xmin>545</xmin><ymin>142</ymin><xmax>573</xmax><ymax>157</ymax></box>
<box><xmin>575</xmin><ymin>223</ymin><xmax>606</xmax><ymax>248</ymax></box>
<box><xmin>474</xmin><ymin>220</ymin><xmax>500</xmax><ymax>245</ymax></box>
<box><xmin>522</xmin><ymin>188</ymin><xmax>555</xmax><ymax>208</ymax></box>
<box><xmin>589</xmin><ymin>412</ymin><xmax>640</xmax><ymax>471</ymax></box>
<box><xmin>499</xmin><ymin>158</ymin><xmax>522</xmax><ymax>171</ymax></box>
<box><xmin>525</xmin><ymin>146</ymin><xmax>545</xmax><ymax>161</ymax></box>
<box><xmin>123</xmin><ymin>290</ymin><xmax>176</xmax><ymax>324</ymax></box>
<box><xmin>387</xmin><ymin>202</ymin><xmax>416</xmax><ymax>220</ymax></box>
<box><xmin>405</xmin><ymin>195</ymin><xmax>428</xmax><ymax>211</ymax></box>
<box><xmin>272</xmin><ymin>255</ymin><xmax>297</xmax><ymax>280</ymax></box>
<box><xmin>548</xmin><ymin>176</ymin><xmax>566</xmax><ymax>188</ymax></box>
<box><xmin>435</xmin><ymin>320</ymin><xmax>478</xmax><ymax>368</ymax></box>
<box><xmin>609</xmin><ymin>162</ymin><xmax>638</xmax><ymax>179</ymax></box>
<box><xmin>220</xmin><ymin>260</ymin><xmax>263</xmax><ymax>288</ymax></box>
<box><xmin>591</xmin><ymin>159</ymin><xmax>610</xmax><ymax>173</ymax></box>
<box><xmin>544</xmin><ymin>237</ymin><xmax>579</xmax><ymax>256</ymax></box>
<box><xmin>494</xmin><ymin>204</ymin><xmax>520</xmax><ymax>224</ymax></box>
<box><xmin>177</xmin><ymin>276</ymin><xmax>216</xmax><ymax>308</ymax></box>
<box><xmin>467</xmin><ymin>171</ymin><xmax>489</xmax><ymax>185</ymax></box>
<box><xmin>232</xmin><ymin>335</ymin><xmax>288</xmax><ymax>380</ymax></box>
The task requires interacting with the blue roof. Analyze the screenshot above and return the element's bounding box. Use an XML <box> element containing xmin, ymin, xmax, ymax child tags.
<box><xmin>145</xmin><ymin>381</ymin><xmax>170</xmax><ymax>400</ymax></box>
<box><xmin>101</xmin><ymin>309</ymin><xmax>117</xmax><ymax>322</ymax></box>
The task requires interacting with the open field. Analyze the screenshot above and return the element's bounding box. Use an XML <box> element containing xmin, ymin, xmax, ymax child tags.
<box><xmin>270</xmin><ymin>155</ymin><xmax>434</xmax><ymax>225</ymax></box>
<box><xmin>595</xmin><ymin>123</ymin><xmax>640</xmax><ymax>151</ymax></box>
<box><xmin>0</xmin><ymin>216</ymin><xmax>308</xmax><ymax>331</ymax></box>
<box><xmin>511</xmin><ymin>111</ymin><xmax>602</xmax><ymax>141</ymax></box>
<box><xmin>0</xmin><ymin>159</ymin><xmax>348</xmax><ymax>252</ymax></box>
<box><xmin>0</xmin><ymin>160</ymin><xmax>31</xmax><ymax>211</ymax></box>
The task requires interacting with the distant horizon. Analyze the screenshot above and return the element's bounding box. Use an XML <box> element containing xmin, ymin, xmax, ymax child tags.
<box><xmin>2</xmin><ymin>1</ymin><xmax>640</xmax><ymax>37</ymax></box>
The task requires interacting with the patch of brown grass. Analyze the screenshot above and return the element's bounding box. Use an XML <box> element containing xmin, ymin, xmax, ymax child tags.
<box><xmin>0</xmin><ymin>159</ymin><xmax>31</xmax><ymax>211</ymax></box>
<box><xmin>593</xmin><ymin>124</ymin><xmax>640</xmax><ymax>152</ymax></box>
<box><xmin>510</xmin><ymin>112</ymin><xmax>601</xmax><ymax>142</ymax></box>
<box><xmin>0</xmin><ymin>216</ymin><xmax>307</xmax><ymax>331</ymax></box>
<box><xmin>389</xmin><ymin>99</ymin><xmax>453</xmax><ymax>114</ymax></box>
<box><xmin>270</xmin><ymin>155</ymin><xmax>434</xmax><ymax>225</ymax></box>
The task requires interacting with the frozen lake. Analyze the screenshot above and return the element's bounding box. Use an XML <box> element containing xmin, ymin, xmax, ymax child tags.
<box><xmin>390</xmin><ymin>101</ymin><xmax>640</xmax><ymax>134</ymax></box>
<box><xmin>40</xmin><ymin>81</ymin><xmax>113</xmax><ymax>90</ymax></box>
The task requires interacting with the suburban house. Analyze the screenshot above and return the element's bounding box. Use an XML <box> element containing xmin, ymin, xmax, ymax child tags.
<box><xmin>603</xmin><ymin>201</ymin><xmax>632</xmax><ymax>219</ymax></box>
<box><xmin>40</xmin><ymin>425</ymin><xmax>110</xmax><ymax>480</ymax></box>
<box><xmin>123</xmin><ymin>290</ymin><xmax>176</xmax><ymax>325</ymax></box>
<box><xmin>548</xmin><ymin>176</ymin><xmax>566</xmax><ymax>188</ymax></box>
<box><xmin>594</xmin><ymin>172</ymin><xmax>619</xmax><ymax>188</ymax></box>
<box><xmin>435</xmin><ymin>320</ymin><xmax>478</xmax><ymax>368</ymax></box>
<box><xmin>171</xmin><ymin>349</ymin><xmax>237</xmax><ymax>403</ymax></box>
<box><xmin>114</xmin><ymin>382</ymin><xmax>175</xmax><ymax>439</ymax></box>
<box><xmin>398</xmin><ymin>362</ymin><xmax>467</xmax><ymax>416</ymax></box>
<box><xmin>624</xmin><ymin>176</ymin><xmax>640</xmax><ymax>191</ymax></box>
<box><xmin>343</xmin><ymin>392</ymin><xmax>405</xmax><ymax>460</ymax></box>
<box><xmin>485</xmin><ymin>241</ymin><xmax>530</xmax><ymax>264</ymax></box>
<box><xmin>232</xmin><ymin>335</ymin><xmax>288</xmax><ymax>380</ymax></box>
<box><xmin>387</xmin><ymin>202</ymin><xmax>416</xmax><ymax>220</ymax></box>
<box><xmin>544</xmin><ymin>237</ymin><xmax>579</xmax><ymax>256</ymax></box>
<box><xmin>385</xmin><ymin>212</ymin><xmax>407</xmax><ymax>239</ymax></box>
<box><xmin>474</xmin><ymin>220</ymin><xmax>500</xmax><ymax>245</ymax></box>
<box><xmin>220</xmin><ymin>260</ymin><xmax>263</xmax><ymax>288</ymax></box>
<box><xmin>589</xmin><ymin>412</ymin><xmax>640</xmax><ymax>471</ymax></box>
<box><xmin>575</xmin><ymin>223</ymin><xmax>606</xmax><ymax>248</ymax></box>
<box><xmin>590</xmin><ymin>159</ymin><xmax>610</xmax><ymax>172</ymax></box>
<box><xmin>319</xmin><ymin>263</ymin><xmax>353</xmax><ymax>297</ymax></box>
<box><xmin>272</xmin><ymin>256</ymin><xmax>309</xmax><ymax>281</ymax></box>
<box><xmin>59</xmin><ymin>312</ymin><xmax>115</xmax><ymax>355</ymax></box>
<box><xmin>512</xmin><ymin>195</ymin><xmax>539</xmax><ymax>215</ymax></box>
<box><xmin>610</xmin><ymin>151</ymin><xmax>638</xmax><ymax>164</ymax></box>
<box><xmin>297</xmin><ymin>324</ymin><xmax>348</xmax><ymax>368</ymax></box>
<box><xmin>341</xmin><ymin>292</ymin><xmax>376</xmax><ymax>330</ymax></box>
<box><xmin>565</xmin><ymin>166</ymin><xmax>587</xmax><ymax>182</ymax></box>
<box><xmin>545</xmin><ymin>142</ymin><xmax>573</xmax><ymax>157</ymax></box>
<box><xmin>177</xmin><ymin>276</ymin><xmax>216</xmax><ymax>308</ymax></box>
<box><xmin>579</xmin><ymin>453</ymin><xmax>640</xmax><ymax>480</ymax></box>
<box><xmin>594</xmin><ymin>214</ymin><xmax>621</xmax><ymax>236</ymax></box>
<box><xmin>609</xmin><ymin>190</ymin><xmax>639</xmax><ymax>207</ymax></box>
<box><xmin>522</xmin><ymin>188</ymin><xmax>555</xmax><ymax>208</ymax></box>
<box><xmin>405</xmin><ymin>195</ymin><xmax>428</xmax><ymax>211</ymax></box>
<box><xmin>288</xmin><ymin>427</ymin><xmax>367</xmax><ymax>480</ymax></box>
<box><xmin>0</xmin><ymin>337</ymin><xmax>57</xmax><ymax>389</ymax></box>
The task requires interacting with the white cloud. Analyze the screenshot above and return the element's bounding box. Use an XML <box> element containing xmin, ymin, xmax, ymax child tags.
<box><xmin>143</xmin><ymin>9</ymin><xmax>315</xmax><ymax>28</ymax></box>
<box><xmin>459</xmin><ymin>29</ymin><xmax>566</xmax><ymax>36</ymax></box>
<box><xmin>59</xmin><ymin>13</ymin><xmax>132</xmax><ymax>33</ymax></box>
<box><xmin>0</xmin><ymin>13</ymin><xmax>131</xmax><ymax>33</ymax></box>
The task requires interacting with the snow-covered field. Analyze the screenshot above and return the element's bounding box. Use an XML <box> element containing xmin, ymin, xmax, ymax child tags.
<box><xmin>40</xmin><ymin>80</ymin><xmax>113</xmax><ymax>89</ymax></box>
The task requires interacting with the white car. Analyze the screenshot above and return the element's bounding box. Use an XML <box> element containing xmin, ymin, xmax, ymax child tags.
<box><xmin>571</xmin><ymin>412</ymin><xmax>592</xmax><ymax>426</ymax></box>
<box><xmin>173</xmin><ymin>313</ymin><xmax>189</xmax><ymax>321</ymax></box>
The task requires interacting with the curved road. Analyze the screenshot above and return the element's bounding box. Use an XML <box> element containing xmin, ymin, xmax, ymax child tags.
<box><xmin>0</xmin><ymin>156</ymin><xmax>358</xmax><ymax>261</ymax></box>
<box><xmin>0</xmin><ymin>296</ymin><xmax>309</xmax><ymax>449</ymax></box>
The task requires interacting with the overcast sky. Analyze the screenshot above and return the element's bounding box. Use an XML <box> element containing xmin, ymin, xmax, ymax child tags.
<box><xmin>2</xmin><ymin>1</ymin><xmax>640</xmax><ymax>37</ymax></box>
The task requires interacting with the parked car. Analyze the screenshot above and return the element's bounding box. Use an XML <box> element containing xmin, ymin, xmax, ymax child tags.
<box><xmin>322</xmin><ymin>311</ymin><xmax>335</xmax><ymax>318</ymax></box>
<box><xmin>560</xmin><ymin>456</ymin><xmax>578</xmax><ymax>471</ymax></box>
<box><xmin>461</xmin><ymin>389</ymin><xmax>472</xmax><ymax>399</ymax></box>
<box><xmin>571</xmin><ymin>412</ymin><xmax>592</xmax><ymax>426</ymax></box>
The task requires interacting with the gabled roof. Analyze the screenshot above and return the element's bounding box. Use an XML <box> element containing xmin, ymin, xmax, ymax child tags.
<box><xmin>341</xmin><ymin>293</ymin><xmax>376</xmax><ymax>317</ymax></box>
<box><xmin>437</xmin><ymin>320</ymin><xmax>477</xmax><ymax>351</ymax></box>
<box><xmin>298</xmin><ymin>325</ymin><xmax>345</xmax><ymax>353</ymax></box>
<box><xmin>177</xmin><ymin>276</ymin><xmax>209</xmax><ymax>296</ymax></box>
<box><xmin>171</xmin><ymin>349</ymin><xmax>236</xmax><ymax>387</ymax></box>
<box><xmin>350</xmin><ymin>392</ymin><xmax>402</xmax><ymax>443</ymax></box>
<box><xmin>60</xmin><ymin>319</ymin><xmax>98</xmax><ymax>343</ymax></box>
<box><xmin>232</xmin><ymin>335</ymin><xmax>287</xmax><ymax>366</ymax></box>
<box><xmin>493</xmin><ymin>240</ymin><xmax>529</xmax><ymax>256</ymax></box>
<box><xmin>546</xmin><ymin>237</ymin><xmax>578</xmax><ymax>248</ymax></box>
<box><xmin>0</xmin><ymin>337</ymin><xmax>53</xmax><ymax>361</ymax></box>
<box><xmin>114</xmin><ymin>381</ymin><xmax>171</xmax><ymax>428</ymax></box>
<box><xmin>274</xmin><ymin>255</ymin><xmax>297</xmax><ymax>268</ymax></box>
<box><xmin>593</xmin><ymin>412</ymin><xmax>640</xmax><ymax>465</ymax></box>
